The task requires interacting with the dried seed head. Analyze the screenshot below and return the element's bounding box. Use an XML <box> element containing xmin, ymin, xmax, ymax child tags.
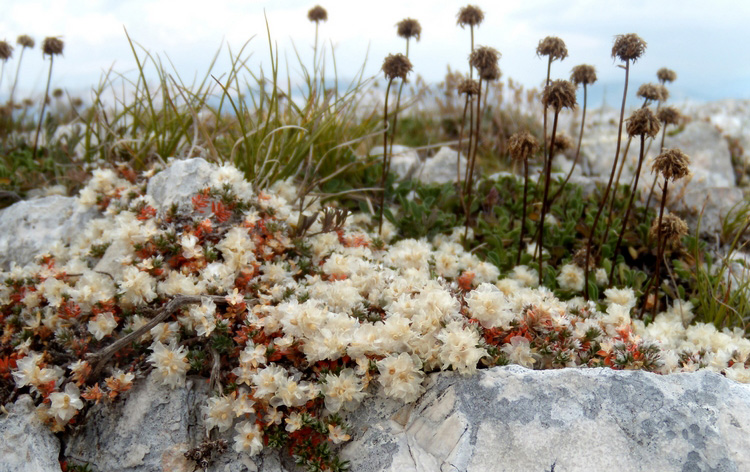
<box><xmin>656</xmin><ymin>67</ymin><xmax>677</xmax><ymax>84</ymax></box>
<box><xmin>611</xmin><ymin>33</ymin><xmax>646</xmax><ymax>63</ymax></box>
<box><xmin>541</xmin><ymin>79</ymin><xmax>577</xmax><ymax>112</ymax></box>
<box><xmin>17</xmin><ymin>35</ymin><xmax>35</xmax><ymax>48</ymax></box>
<box><xmin>479</xmin><ymin>64</ymin><xmax>501</xmax><ymax>82</ymax></box>
<box><xmin>652</xmin><ymin>148</ymin><xmax>691</xmax><ymax>181</ymax></box>
<box><xmin>637</xmin><ymin>83</ymin><xmax>669</xmax><ymax>103</ymax></box>
<box><xmin>0</xmin><ymin>41</ymin><xmax>12</xmax><ymax>61</ymax></box>
<box><xmin>396</xmin><ymin>18</ymin><xmax>422</xmax><ymax>41</ymax></box>
<box><xmin>508</xmin><ymin>131</ymin><xmax>539</xmax><ymax>162</ymax></box>
<box><xmin>649</xmin><ymin>213</ymin><xmax>688</xmax><ymax>249</ymax></box>
<box><xmin>469</xmin><ymin>46</ymin><xmax>501</xmax><ymax>80</ymax></box>
<box><xmin>382</xmin><ymin>53</ymin><xmax>413</xmax><ymax>81</ymax></box>
<box><xmin>52</xmin><ymin>88</ymin><xmax>64</xmax><ymax>99</ymax></box>
<box><xmin>42</xmin><ymin>37</ymin><xmax>64</xmax><ymax>56</ymax></box>
<box><xmin>626</xmin><ymin>107</ymin><xmax>661</xmax><ymax>138</ymax></box>
<box><xmin>458</xmin><ymin>78</ymin><xmax>481</xmax><ymax>96</ymax></box>
<box><xmin>657</xmin><ymin>106</ymin><xmax>682</xmax><ymax>126</ymax></box>
<box><xmin>548</xmin><ymin>133</ymin><xmax>574</xmax><ymax>155</ymax></box>
<box><xmin>536</xmin><ymin>36</ymin><xmax>568</xmax><ymax>61</ymax></box>
<box><xmin>71</xmin><ymin>97</ymin><xmax>83</xmax><ymax>108</ymax></box>
<box><xmin>457</xmin><ymin>5</ymin><xmax>484</xmax><ymax>28</ymax></box>
<box><xmin>570</xmin><ymin>64</ymin><xmax>597</xmax><ymax>86</ymax></box>
<box><xmin>307</xmin><ymin>5</ymin><xmax>328</xmax><ymax>23</ymax></box>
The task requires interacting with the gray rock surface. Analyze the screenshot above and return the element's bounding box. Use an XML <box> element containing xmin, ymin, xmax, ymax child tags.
<box><xmin>664</xmin><ymin>120</ymin><xmax>736</xmax><ymax>189</ymax></box>
<box><xmin>147</xmin><ymin>158</ymin><xmax>214</xmax><ymax>212</ymax></box>
<box><xmin>343</xmin><ymin>365</ymin><xmax>750</xmax><ymax>472</ymax></box>
<box><xmin>64</xmin><ymin>373</ymin><xmax>296</xmax><ymax>472</ymax></box>
<box><xmin>418</xmin><ymin>146</ymin><xmax>469</xmax><ymax>185</ymax></box>
<box><xmin>0</xmin><ymin>195</ymin><xmax>99</xmax><ymax>270</ymax></box>
<box><xmin>369</xmin><ymin>145</ymin><xmax>469</xmax><ymax>185</ymax></box>
<box><xmin>684</xmin><ymin>99</ymin><xmax>750</xmax><ymax>167</ymax></box>
<box><xmin>54</xmin><ymin>365</ymin><xmax>750</xmax><ymax>472</ymax></box>
<box><xmin>0</xmin><ymin>395</ymin><xmax>62</xmax><ymax>472</ymax></box>
<box><xmin>369</xmin><ymin>145</ymin><xmax>421</xmax><ymax>181</ymax></box>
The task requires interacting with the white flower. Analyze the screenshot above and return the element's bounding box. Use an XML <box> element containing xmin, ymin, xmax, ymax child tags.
<box><xmin>233</xmin><ymin>390</ymin><xmax>256</xmax><ymax>417</ymax></box>
<box><xmin>465</xmin><ymin>283</ymin><xmax>514</xmax><ymax>329</ymax></box>
<box><xmin>557</xmin><ymin>264</ymin><xmax>585</xmax><ymax>292</ymax></box>
<box><xmin>328</xmin><ymin>424</ymin><xmax>351</xmax><ymax>444</ymax></box>
<box><xmin>87</xmin><ymin>312</ymin><xmax>118</xmax><ymax>340</ymax></box>
<box><xmin>604</xmin><ymin>287</ymin><xmax>636</xmax><ymax>310</ymax></box>
<box><xmin>270</xmin><ymin>377</ymin><xmax>310</xmax><ymax>408</ymax></box>
<box><xmin>180</xmin><ymin>234</ymin><xmax>203</xmax><ymax>259</ymax></box>
<box><xmin>251</xmin><ymin>364</ymin><xmax>288</xmax><ymax>400</ymax></box>
<box><xmin>386</xmin><ymin>239</ymin><xmax>432</xmax><ymax>271</ymax></box>
<box><xmin>472</xmin><ymin>261</ymin><xmax>500</xmax><ymax>284</ymax></box>
<box><xmin>436</xmin><ymin>321</ymin><xmax>488</xmax><ymax>375</ymax></box>
<box><xmin>285</xmin><ymin>412</ymin><xmax>304</xmax><ymax>432</ymax></box>
<box><xmin>321</xmin><ymin>369</ymin><xmax>367</xmax><ymax>413</ymax></box>
<box><xmin>189</xmin><ymin>297</ymin><xmax>217</xmax><ymax>337</ymax></box>
<box><xmin>157</xmin><ymin>271</ymin><xmax>204</xmax><ymax>297</ymax></box>
<box><xmin>12</xmin><ymin>352</ymin><xmax>63</xmax><ymax>391</ymax></box>
<box><xmin>48</xmin><ymin>383</ymin><xmax>83</xmax><ymax>424</ymax></box>
<box><xmin>119</xmin><ymin>266</ymin><xmax>157</xmax><ymax>306</ymax></box>
<box><xmin>203</xmin><ymin>396</ymin><xmax>235</xmax><ymax>432</ymax></box>
<box><xmin>501</xmin><ymin>336</ymin><xmax>537</xmax><ymax>368</ymax></box>
<box><xmin>147</xmin><ymin>341</ymin><xmax>189</xmax><ymax>389</ymax></box>
<box><xmin>234</xmin><ymin>421</ymin><xmax>264</xmax><ymax>456</ymax></box>
<box><xmin>511</xmin><ymin>265</ymin><xmax>539</xmax><ymax>288</ymax></box>
<box><xmin>376</xmin><ymin>353</ymin><xmax>424</xmax><ymax>403</ymax></box>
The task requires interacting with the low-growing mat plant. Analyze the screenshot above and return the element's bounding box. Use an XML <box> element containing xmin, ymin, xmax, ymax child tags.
<box><xmin>2</xmin><ymin>6</ymin><xmax>750</xmax><ymax>471</ymax></box>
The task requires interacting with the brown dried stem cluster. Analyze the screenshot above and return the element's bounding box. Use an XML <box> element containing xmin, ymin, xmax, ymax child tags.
<box><xmin>609</xmin><ymin>107</ymin><xmax>661</xmax><ymax>281</ymax></box>
<box><xmin>537</xmin><ymin>80</ymin><xmax>576</xmax><ymax>283</ymax></box>
<box><xmin>378</xmin><ymin>54</ymin><xmax>413</xmax><ymax>235</ymax></box>
<box><xmin>33</xmin><ymin>37</ymin><xmax>65</xmax><ymax>162</ymax></box>
<box><xmin>548</xmin><ymin>64</ymin><xmax>598</xmax><ymax>207</ymax></box>
<box><xmin>641</xmin><ymin>148</ymin><xmax>691</xmax><ymax>317</ymax></box>
<box><xmin>463</xmin><ymin>46</ymin><xmax>500</xmax><ymax>240</ymax></box>
<box><xmin>584</xmin><ymin>33</ymin><xmax>643</xmax><ymax>300</ymax></box>
<box><xmin>509</xmin><ymin>131</ymin><xmax>539</xmax><ymax>264</ymax></box>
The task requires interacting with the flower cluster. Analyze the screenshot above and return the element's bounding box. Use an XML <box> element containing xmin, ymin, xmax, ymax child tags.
<box><xmin>3</xmin><ymin>159</ymin><xmax>750</xmax><ymax>469</ymax></box>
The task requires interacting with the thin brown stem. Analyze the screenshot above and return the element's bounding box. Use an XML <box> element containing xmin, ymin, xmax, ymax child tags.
<box><xmin>517</xmin><ymin>157</ymin><xmax>530</xmax><ymax>265</ymax></box>
<box><xmin>537</xmin><ymin>57</ymin><xmax>553</xmax><ymax>189</ymax></box>
<box><xmin>584</xmin><ymin>59</ymin><xmax>630</xmax><ymax>300</ymax></box>
<box><xmin>9</xmin><ymin>48</ymin><xmax>26</xmax><ymax>105</ymax></box>
<box><xmin>538</xmin><ymin>109</ymin><xmax>560</xmax><ymax>285</ymax></box>
<box><xmin>378</xmin><ymin>78</ymin><xmax>394</xmax><ymax>236</ymax></box>
<box><xmin>549</xmin><ymin>83</ymin><xmax>588</xmax><ymax>206</ymax></box>
<box><xmin>456</xmin><ymin>96</ymin><xmax>470</xmax><ymax>191</ymax></box>
<box><xmin>646</xmin><ymin>178</ymin><xmax>669</xmax><ymax>318</ymax></box>
<box><xmin>610</xmin><ymin>134</ymin><xmax>646</xmax><ymax>284</ymax></box>
<box><xmin>464</xmin><ymin>79</ymin><xmax>483</xmax><ymax>240</ymax></box>
<box><xmin>645</xmin><ymin>122</ymin><xmax>670</xmax><ymax>214</ymax></box>
<box><xmin>33</xmin><ymin>56</ymin><xmax>55</xmax><ymax>161</ymax></box>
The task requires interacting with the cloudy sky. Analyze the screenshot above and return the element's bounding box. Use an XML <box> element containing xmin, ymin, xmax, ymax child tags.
<box><xmin>2</xmin><ymin>0</ymin><xmax>749</xmax><ymax>105</ymax></box>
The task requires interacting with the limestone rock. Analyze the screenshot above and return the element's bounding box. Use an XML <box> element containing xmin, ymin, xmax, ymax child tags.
<box><xmin>51</xmin><ymin>365</ymin><xmax>750</xmax><ymax>472</ymax></box>
<box><xmin>0</xmin><ymin>395</ymin><xmax>62</xmax><ymax>472</ymax></box>
<box><xmin>0</xmin><ymin>195</ymin><xmax>99</xmax><ymax>270</ymax></box>
<box><xmin>664</xmin><ymin>120</ymin><xmax>736</xmax><ymax>189</ymax></box>
<box><xmin>64</xmin><ymin>373</ymin><xmax>295</xmax><ymax>472</ymax></box>
<box><xmin>418</xmin><ymin>146</ymin><xmax>469</xmax><ymax>185</ymax></box>
<box><xmin>369</xmin><ymin>145</ymin><xmax>421</xmax><ymax>180</ymax></box>
<box><xmin>147</xmin><ymin>158</ymin><xmax>214</xmax><ymax>212</ymax></box>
